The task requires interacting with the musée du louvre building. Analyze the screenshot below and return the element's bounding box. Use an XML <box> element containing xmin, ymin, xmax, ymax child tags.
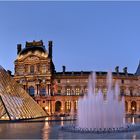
<box><xmin>13</xmin><ymin>40</ymin><xmax>140</xmax><ymax>116</ymax></box>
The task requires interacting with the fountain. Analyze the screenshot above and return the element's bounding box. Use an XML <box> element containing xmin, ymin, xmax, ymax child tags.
<box><xmin>62</xmin><ymin>72</ymin><xmax>140</xmax><ymax>133</ymax></box>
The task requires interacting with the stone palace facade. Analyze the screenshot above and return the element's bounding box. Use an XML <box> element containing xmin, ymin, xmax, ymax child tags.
<box><xmin>13</xmin><ymin>40</ymin><xmax>140</xmax><ymax>116</ymax></box>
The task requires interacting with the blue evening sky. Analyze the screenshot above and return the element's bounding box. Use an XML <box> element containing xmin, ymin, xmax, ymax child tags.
<box><xmin>0</xmin><ymin>1</ymin><xmax>140</xmax><ymax>74</ymax></box>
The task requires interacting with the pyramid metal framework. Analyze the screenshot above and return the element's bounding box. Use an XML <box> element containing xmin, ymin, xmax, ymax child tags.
<box><xmin>0</xmin><ymin>66</ymin><xmax>46</xmax><ymax>120</ymax></box>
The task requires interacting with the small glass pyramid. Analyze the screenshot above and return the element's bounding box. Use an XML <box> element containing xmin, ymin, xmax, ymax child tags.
<box><xmin>0</xmin><ymin>66</ymin><xmax>46</xmax><ymax>120</ymax></box>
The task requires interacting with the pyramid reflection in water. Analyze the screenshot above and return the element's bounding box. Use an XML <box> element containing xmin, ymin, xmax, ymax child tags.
<box><xmin>0</xmin><ymin>66</ymin><xmax>46</xmax><ymax>120</ymax></box>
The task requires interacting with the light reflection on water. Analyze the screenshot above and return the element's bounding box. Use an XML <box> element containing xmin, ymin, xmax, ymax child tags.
<box><xmin>42</xmin><ymin>121</ymin><xmax>50</xmax><ymax>140</ymax></box>
<box><xmin>0</xmin><ymin>117</ymin><xmax>139</xmax><ymax>139</ymax></box>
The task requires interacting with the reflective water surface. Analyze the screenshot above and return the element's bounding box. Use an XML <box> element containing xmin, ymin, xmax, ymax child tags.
<box><xmin>0</xmin><ymin>118</ymin><xmax>140</xmax><ymax>139</ymax></box>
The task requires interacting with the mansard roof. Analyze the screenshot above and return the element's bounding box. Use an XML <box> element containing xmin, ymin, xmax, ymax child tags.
<box><xmin>20</xmin><ymin>46</ymin><xmax>46</xmax><ymax>55</ymax></box>
<box><xmin>55</xmin><ymin>71</ymin><xmax>135</xmax><ymax>77</ymax></box>
<box><xmin>19</xmin><ymin>40</ymin><xmax>47</xmax><ymax>55</ymax></box>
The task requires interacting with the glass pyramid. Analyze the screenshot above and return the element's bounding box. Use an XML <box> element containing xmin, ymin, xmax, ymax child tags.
<box><xmin>0</xmin><ymin>66</ymin><xmax>46</xmax><ymax>120</ymax></box>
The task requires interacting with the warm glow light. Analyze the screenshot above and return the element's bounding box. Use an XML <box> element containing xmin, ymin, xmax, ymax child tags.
<box><xmin>45</xmin><ymin>117</ymin><xmax>49</xmax><ymax>121</ymax></box>
<box><xmin>132</xmin><ymin>107</ymin><xmax>135</xmax><ymax>110</ymax></box>
<box><xmin>45</xmin><ymin>106</ymin><xmax>48</xmax><ymax>110</ymax></box>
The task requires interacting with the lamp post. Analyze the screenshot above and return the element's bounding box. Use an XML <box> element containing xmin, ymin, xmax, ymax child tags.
<box><xmin>132</xmin><ymin>106</ymin><xmax>135</xmax><ymax>116</ymax></box>
<box><xmin>131</xmin><ymin>106</ymin><xmax>135</xmax><ymax>124</ymax></box>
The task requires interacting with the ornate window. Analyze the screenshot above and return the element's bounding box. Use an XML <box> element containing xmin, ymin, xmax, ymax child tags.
<box><xmin>28</xmin><ymin>86</ymin><xmax>35</xmax><ymax>96</ymax></box>
<box><xmin>42</xmin><ymin>64</ymin><xmax>47</xmax><ymax>74</ymax></box>
<box><xmin>66</xmin><ymin>88</ymin><xmax>71</xmax><ymax>95</ymax></box>
<box><xmin>30</xmin><ymin>65</ymin><xmax>34</xmax><ymax>74</ymax></box>
<box><xmin>40</xmin><ymin>88</ymin><xmax>46</xmax><ymax>96</ymax></box>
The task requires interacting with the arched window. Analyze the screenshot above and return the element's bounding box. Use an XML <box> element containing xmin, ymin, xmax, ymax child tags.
<box><xmin>55</xmin><ymin>101</ymin><xmax>62</xmax><ymax>112</ymax></box>
<box><xmin>40</xmin><ymin>88</ymin><xmax>46</xmax><ymax>96</ymax></box>
<box><xmin>131</xmin><ymin>101</ymin><xmax>137</xmax><ymax>113</ymax></box>
<box><xmin>30</xmin><ymin>65</ymin><xmax>34</xmax><ymax>74</ymax></box>
<box><xmin>28</xmin><ymin>86</ymin><xmax>35</xmax><ymax>96</ymax></box>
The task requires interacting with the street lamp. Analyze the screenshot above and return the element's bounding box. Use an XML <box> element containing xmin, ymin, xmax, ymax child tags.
<box><xmin>132</xmin><ymin>107</ymin><xmax>135</xmax><ymax>114</ymax></box>
<box><xmin>131</xmin><ymin>107</ymin><xmax>135</xmax><ymax>125</ymax></box>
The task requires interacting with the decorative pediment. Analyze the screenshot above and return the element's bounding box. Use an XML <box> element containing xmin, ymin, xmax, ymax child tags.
<box><xmin>24</xmin><ymin>56</ymin><xmax>40</xmax><ymax>62</ymax></box>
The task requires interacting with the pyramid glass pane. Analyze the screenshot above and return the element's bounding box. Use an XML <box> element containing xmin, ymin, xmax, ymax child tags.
<box><xmin>0</xmin><ymin>66</ymin><xmax>46</xmax><ymax>120</ymax></box>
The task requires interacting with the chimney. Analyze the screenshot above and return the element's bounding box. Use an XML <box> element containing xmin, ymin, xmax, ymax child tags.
<box><xmin>48</xmin><ymin>41</ymin><xmax>53</xmax><ymax>59</ymax></box>
<box><xmin>62</xmin><ymin>65</ymin><xmax>66</xmax><ymax>73</ymax></box>
<box><xmin>115</xmin><ymin>66</ymin><xmax>119</xmax><ymax>74</ymax></box>
<box><xmin>81</xmin><ymin>71</ymin><xmax>83</xmax><ymax>75</ymax></box>
<box><xmin>7</xmin><ymin>70</ymin><xmax>12</xmax><ymax>76</ymax></box>
<box><xmin>17</xmin><ymin>44</ymin><xmax>22</xmax><ymax>54</ymax></box>
<box><xmin>123</xmin><ymin>67</ymin><xmax>127</xmax><ymax>75</ymax></box>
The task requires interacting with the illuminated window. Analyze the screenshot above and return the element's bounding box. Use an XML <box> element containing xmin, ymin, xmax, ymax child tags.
<box><xmin>28</xmin><ymin>86</ymin><xmax>35</xmax><ymax>96</ymax></box>
<box><xmin>65</xmin><ymin>101</ymin><xmax>71</xmax><ymax>112</ymax></box>
<box><xmin>30</xmin><ymin>65</ymin><xmax>34</xmax><ymax>74</ymax></box>
<box><xmin>75</xmin><ymin>88</ymin><xmax>80</xmax><ymax>95</ymax></box>
<box><xmin>66</xmin><ymin>88</ymin><xmax>71</xmax><ymax>95</ymax></box>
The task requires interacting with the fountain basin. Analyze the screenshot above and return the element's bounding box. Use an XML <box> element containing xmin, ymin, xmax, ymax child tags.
<box><xmin>61</xmin><ymin>124</ymin><xmax>140</xmax><ymax>133</ymax></box>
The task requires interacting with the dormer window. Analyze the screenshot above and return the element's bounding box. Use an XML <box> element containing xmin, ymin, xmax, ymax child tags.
<box><xmin>42</xmin><ymin>64</ymin><xmax>47</xmax><ymax>74</ymax></box>
<box><xmin>30</xmin><ymin>65</ymin><xmax>34</xmax><ymax>74</ymax></box>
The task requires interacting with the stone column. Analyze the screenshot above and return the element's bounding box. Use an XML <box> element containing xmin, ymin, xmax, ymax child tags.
<box><xmin>49</xmin><ymin>84</ymin><xmax>51</xmax><ymax>95</ymax></box>
<box><xmin>51</xmin><ymin>101</ymin><xmax>55</xmax><ymax>114</ymax></box>
<box><xmin>136</xmin><ymin>101</ymin><xmax>139</xmax><ymax>114</ymax></box>
<box><xmin>36</xmin><ymin>84</ymin><xmax>39</xmax><ymax>96</ymax></box>
<box><xmin>61</xmin><ymin>101</ymin><xmax>65</xmax><ymax>114</ymax></box>
<box><xmin>47</xmin><ymin>100</ymin><xmax>51</xmax><ymax>115</ymax></box>
<box><xmin>128</xmin><ymin>101</ymin><xmax>131</xmax><ymax>114</ymax></box>
<box><xmin>61</xmin><ymin>85</ymin><xmax>65</xmax><ymax>95</ymax></box>
<box><xmin>80</xmin><ymin>86</ymin><xmax>85</xmax><ymax>95</ymax></box>
<box><xmin>70</xmin><ymin>86</ymin><xmax>74</xmax><ymax>95</ymax></box>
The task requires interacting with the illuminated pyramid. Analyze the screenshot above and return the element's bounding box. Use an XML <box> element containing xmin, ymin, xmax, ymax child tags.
<box><xmin>0</xmin><ymin>66</ymin><xmax>46</xmax><ymax>120</ymax></box>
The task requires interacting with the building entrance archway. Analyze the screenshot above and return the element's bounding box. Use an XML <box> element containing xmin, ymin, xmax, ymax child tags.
<box><xmin>55</xmin><ymin>101</ymin><xmax>62</xmax><ymax>112</ymax></box>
